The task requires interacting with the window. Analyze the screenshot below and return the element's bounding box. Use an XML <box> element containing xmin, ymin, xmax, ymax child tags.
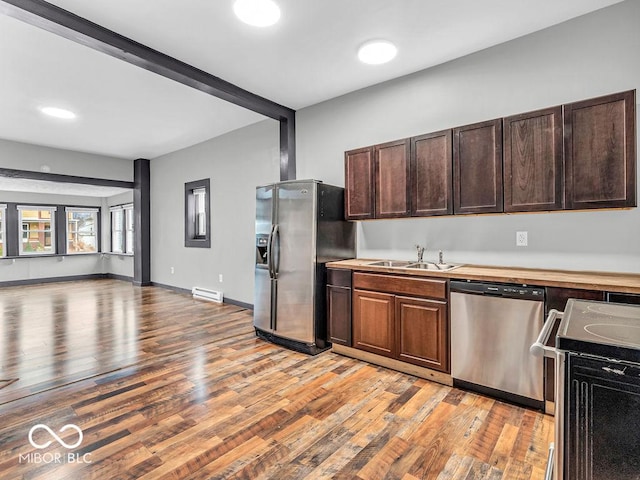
<box><xmin>0</xmin><ymin>204</ymin><xmax>5</xmax><ymax>258</ymax></box>
<box><xmin>185</xmin><ymin>179</ymin><xmax>210</xmax><ymax>248</ymax></box>
<box><xmin>110</xmin><ymin>203</ymin><xmax>133</xmax><ymax>254</ymax></box>
<box><xmin>194</xmin><ymin>188</ymin><xmax>207</xmax><ymax>238</ymax></box>
<box><xmin>124</xmin><ymin>204</ymin><xmax>134</xmax><ymax>254</ymax></box>
<box><xmin>66</xmin><ymin>207</ymin><xmax>98</xmax><ymax>254</ymax></box>
<box><xmin>18</xmin><ymin>206</ymin><xmax>56</xmax><ymax>255</ymax></box>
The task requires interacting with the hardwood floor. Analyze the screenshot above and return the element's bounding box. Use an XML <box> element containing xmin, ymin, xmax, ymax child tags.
<box><xmin>0</xmin><ymin>280</ymin><xmax>553</xmax><ymax>479</ymax></box>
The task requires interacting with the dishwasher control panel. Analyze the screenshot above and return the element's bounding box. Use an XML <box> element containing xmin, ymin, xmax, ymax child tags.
<box><xmin>450</xmin><ymin>280</ymin><xmax>544</xmax><ymax>301</ymax></box>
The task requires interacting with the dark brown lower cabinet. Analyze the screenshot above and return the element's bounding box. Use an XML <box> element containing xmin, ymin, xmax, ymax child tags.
<box><xmin>352</xmin><ymin>273</ymin><xmax>449</xmax><ymax>373</ymax></box>
<box><xmin>327</xmin><ymin>268</ymin><xmax>353</xmax><ymax>347</ymax></box>
<box><xmin>353</xmin><ymin>289</ymin><xmax>395</xmax><ymax>358</ymax></box>
<box><xmin>396</xmin><ymin>296</ymin><xmax>448</xmax><ymax>371</ymax></box>
<box><xmin>327</xmin><ymin>285</ymin><xmax>352</xmax><ymax>347</ymax></box>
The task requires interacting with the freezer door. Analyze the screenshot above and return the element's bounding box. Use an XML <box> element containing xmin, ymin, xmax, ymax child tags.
<box><xmin>255</xmin><ymin>185</ymin><xmax>274</xmax><ymax>237</ymax></box>
<box><xmin>254</xmin><ymin>267</ymin><xmax>274</xmax><ymax>332</ymax></box>
<box><xmin>274</xmin><ymin>182</ymin><xmax>317</xmax><ymax>343</ymax></box>
<box><xmin>254</xmin><ymin>185</ymin><xmax>274</xmax><ymax>332</ymax></box>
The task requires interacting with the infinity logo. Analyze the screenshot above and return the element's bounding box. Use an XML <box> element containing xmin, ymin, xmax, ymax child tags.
<box><xmin>28</xmin><ymin>424</ymin><xmax>83</xmax><ymax>450</ymax></box>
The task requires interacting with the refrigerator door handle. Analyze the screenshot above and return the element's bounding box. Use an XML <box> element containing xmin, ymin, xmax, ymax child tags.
<box><xmin>267</xmin><ymin>224</ymin><xmax>276</xmax><ymax>279</ymax></box>
<box><xmin>272</xmin><ymin>224</ymin><xmax>280</xmax><ymax>278</ymax></box>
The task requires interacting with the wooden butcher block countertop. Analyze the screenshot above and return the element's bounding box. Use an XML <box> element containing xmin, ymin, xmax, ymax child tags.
<box><xmin>326</xmin><ymin>258</ymin><xmax>640</xmax><ymax>295</ymax></box>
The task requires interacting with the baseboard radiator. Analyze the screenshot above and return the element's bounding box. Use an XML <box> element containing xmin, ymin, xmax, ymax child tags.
<box><xmin>192</xmin><ymin>287</ymin><xmax>223</xmax><ymax>303</ymax></box>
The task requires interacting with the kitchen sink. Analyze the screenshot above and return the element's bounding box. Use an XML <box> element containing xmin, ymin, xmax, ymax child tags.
<box><xmin>367</xmin><ymin>260</ymin><xmax>412</xmax><ymax>267</ymax></box>
<box><xmin>405</xmin><ymin>262</ymin><xmax>461</xmax><ymax>272</ymax></box>
<box><xmin>366</xmin><ymin>260</ymin><xmax>462</xmax><ymax>272</ymax></box>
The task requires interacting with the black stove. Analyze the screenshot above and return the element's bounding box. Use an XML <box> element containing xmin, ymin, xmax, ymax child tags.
<box><xmin>556</xmin><ymin>299</ymin><xmax>640</xmax><ymax>363</ymax></box>
<box><xmin>554</xmin><ymin>299</ymin><xmax>640</xmax><ymax>480</ymax></box>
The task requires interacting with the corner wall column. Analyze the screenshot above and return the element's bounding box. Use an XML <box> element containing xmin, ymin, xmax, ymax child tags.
<box><xmin>280</xmin><ymin>114</ymin><xmax>296</xmax><ymax>181</ymax></box>
<box><xmin>134</xmin><ymin>158</ymin><xmax>151</xmax><ymax>286</ymax></box>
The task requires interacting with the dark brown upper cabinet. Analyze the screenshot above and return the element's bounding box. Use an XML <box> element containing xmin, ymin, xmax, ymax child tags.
<box><xmin>410</xmin><ymin>130</ymin><xmax>453</xmax><ymax>216</ymax></box>
<box><xmin>564</xmin><ymin>90</ymin><xmax>636</xmax><ymax>210</ymax></box>
<box><xmin>503</xmin><ymin>106</ymin><xmax>564</xmax><ymax>212</ymax></box>
<box><xmin>453</xmin><ymin>119</ymin><xmax>503</xmax><ymax>214</ymax></box>
<box><xmin>374</xmin><ymin>139</ymin><xmax>411</xmax><ymax>218</ymax></box>
<box><xmin>344</xmin><ymin>146</ymin><xmax>375</xmax><ymax>220</ymax></box>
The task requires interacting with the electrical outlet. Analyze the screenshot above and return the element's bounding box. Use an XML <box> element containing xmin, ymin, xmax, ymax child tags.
<box><xmin>219</xmin><ymin>274</ymin><xmax>223</xmax><ymax>283</ymax></box>
<box><xmin>516</xmin><ymin>231</ymin><xmax>528</xmax><ymax>247</ymax></box>
<box><xmin>170</xmin><ymin>267</ymin><xmax>175</xmax><ymax>274</ymax></box>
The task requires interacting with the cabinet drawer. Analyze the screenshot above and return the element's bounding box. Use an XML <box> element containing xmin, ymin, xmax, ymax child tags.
<box><xmin>327</xmin><ymin>268</ymin><xmax>352</xmax><ymax>288</ymax></box>
<box><xmin>353</xmin><ymin>272</ymin><xmax>446</xmax><ymax>300</ymax></box>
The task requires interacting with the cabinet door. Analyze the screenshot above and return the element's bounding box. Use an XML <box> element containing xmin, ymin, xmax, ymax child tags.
<box><xmin>503</xmin><ymin>106</ymin><xmax>563</xmax><ymax>212</ymax></box>
<box><xmin>453</xmin><ymin>119</ymin><xmax>503</xmax><ymax>214</ymax></box>
<box><xmin>564</xmin><ymin>90</ymin><xmax>636</xmax><ymax>209</ymax></box>
<box><xmin>353</xmin><ymin>289</ymin><xmax>395</xmax><ymax>358</ymax></box>
<box><xmin>327</xmin><ymin>285</ymin><xmax>351</xmax><ymax>346</ymax></box>
<box><xmin>375</xmin><ymin>139</ymin><xmax>410</xmax><ymax>218</ymax></box>
<box><xmin>344</xmin><ymin>147</ymin><xmax>374</xmax><ymax>220</ymax></box>
<box><xmin>410</xmin><ymin>130</ymin><xmax>453</xmax><ymax>216</ymax></box>
<box><xmin>395</xmin><ymin>296</ymin><xmax>449</xmax><ymax>372</ymax></box>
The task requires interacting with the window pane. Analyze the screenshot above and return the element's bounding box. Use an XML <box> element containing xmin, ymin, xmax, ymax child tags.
<box><xmin>125</xmin><ymin>207</ymin><xmax>134</xmax><ymax>254</ymax></box>
<box><xmin>111</xmin><ymin>210</ymin><xmax>124</xmax><ymax>253</ymax></box>
<box><xmin>19</xmin><ymin>208</ymin><xmax>55</xmax><ymax>255</ymax></box>
<box><xmin>194</xmin><ymin>190</ymin><xmax>206</xmax><ymax>238</ymax></box>
<box><xmin>67</xmin><ymin>210</ymin><xmax>98</xmax><ymax>253</ymax></box>
<box><xmin>0</xmin><ymin>208</ymin><xmax>4</xmax><ymax>258</ymax></box>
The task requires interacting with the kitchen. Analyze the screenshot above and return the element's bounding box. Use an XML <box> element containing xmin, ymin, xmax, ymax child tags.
<box><xmin>1</xmin><ymin>0</ymin><xmax>639</xmax><ymax>479</ymax></box>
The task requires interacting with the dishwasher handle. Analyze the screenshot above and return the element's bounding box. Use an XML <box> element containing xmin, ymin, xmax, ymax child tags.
<box><xmin>530</xmin><ymin>309</ymin><xmax>563</xmax><ymax>358</ymax></box>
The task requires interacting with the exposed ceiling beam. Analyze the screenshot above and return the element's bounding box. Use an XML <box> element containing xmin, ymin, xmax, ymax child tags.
<box><xmin>0</xmin><ymin>167</ymin><xmax>134</xmax><ymax>189</ymax></box>
<box><xmin>0</xmin><ymin>0</ymin><xmax>297</xmax><ymax>180</ymax></box>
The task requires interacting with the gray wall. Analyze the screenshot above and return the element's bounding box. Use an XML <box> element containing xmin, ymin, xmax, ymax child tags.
<box><xmin>0</xmin><ymin>138</ymin><xmax>133</xmax><ymax>181</ymax></box>
<box><xmin>150</xmin><ymin>120</ymin><xmax>279</xmax><ymax>303</ymax></box>
<box><xmin>296</xmin><ymin>0</ymin><xmax>640</xmax><ymax>273</ymax></box>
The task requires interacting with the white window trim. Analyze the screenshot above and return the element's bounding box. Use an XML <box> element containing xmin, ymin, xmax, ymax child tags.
<box><xmin>0</xmin><ymin>204</ymin><xmax>6</xmax><ymax>258</ymax></box>
<box><xmin>110</xmin><ymin>203</ymin><xmax>133</xmax><ymax>254</ymax></box>
<box><xmin>124</xmin><ymin>204</ymin><xmax>134</xmax><ymax>255</ymax></box>
<box><xmin>18</xmin><ymin>205</ymin><xmax>57</xmax><ymax>256</ymax></box>
<box><xmin>66</xmin><ymin>207</ymin><xmax>99</xmax><ymax>214</ymax></box>
<box><xmin>65</xmin><ymin>207</ymin><xmax>99</xmax><ymax>255</ymax></box>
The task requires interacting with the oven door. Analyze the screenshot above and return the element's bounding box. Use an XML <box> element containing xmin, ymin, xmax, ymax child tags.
<box><xmin>531</xmin><ymin>309</ymin><xmax>565</xmax><ymax>480</ymax></box>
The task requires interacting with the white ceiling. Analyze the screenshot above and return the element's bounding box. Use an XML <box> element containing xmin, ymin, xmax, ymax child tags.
<box><xmin>0</xmin><ymin>0</ymin><xmax>625</xmax><ymax>162</ymax></box>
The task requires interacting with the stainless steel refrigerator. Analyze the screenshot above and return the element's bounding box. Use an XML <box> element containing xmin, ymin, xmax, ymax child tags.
<box><xmin>254</xmin><ymin>180</ymin><xmax>355</xmax><ymax>354</ymax></box>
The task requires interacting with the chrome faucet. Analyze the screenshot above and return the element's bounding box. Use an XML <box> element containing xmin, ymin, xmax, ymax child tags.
<box><xmin>415</xmin><ymin>244</ymin><xmax>425</xmax><ymax>263</ymax></box>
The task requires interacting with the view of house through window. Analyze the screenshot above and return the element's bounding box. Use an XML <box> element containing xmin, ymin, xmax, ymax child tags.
<box><xmin>111</xmin><ymin>203</ymin><xmax>134</xmax><ymax>254</ymax></box>
<box><xmin>18</xmin><ymin>206</ymin><xmax>56</xmax><ymax>255</ymax></box>
<box><xmin>66</xmin><ymin>208</ymin><xmax>98</xmax><ymax>253</ymax></box>
<box><xmin>0</xmin><ymin>204</ymin><xmax>5</xmax><ymax>258</ymax></box>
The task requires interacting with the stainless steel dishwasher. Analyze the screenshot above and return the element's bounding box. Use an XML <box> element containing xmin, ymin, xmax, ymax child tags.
<box><xmin>450</xmin><ymin>280</ymin><xmax>545</xmax><ymax>409</ymax></box>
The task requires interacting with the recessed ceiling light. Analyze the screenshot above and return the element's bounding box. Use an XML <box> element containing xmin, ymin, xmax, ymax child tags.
<box><xmin>39</xmin><ymin>106</ymin><xmax>77</xmax><ymax>120</ymax></box>
<box><xmin>233</xmin><ymin>0</ymin><xmax>281</xmax><ymax>27</ymax></box>
<box><xmin>358</xmin><ymin>40</ymin><xmax>398</xmax><ymax>65</ymax></box>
